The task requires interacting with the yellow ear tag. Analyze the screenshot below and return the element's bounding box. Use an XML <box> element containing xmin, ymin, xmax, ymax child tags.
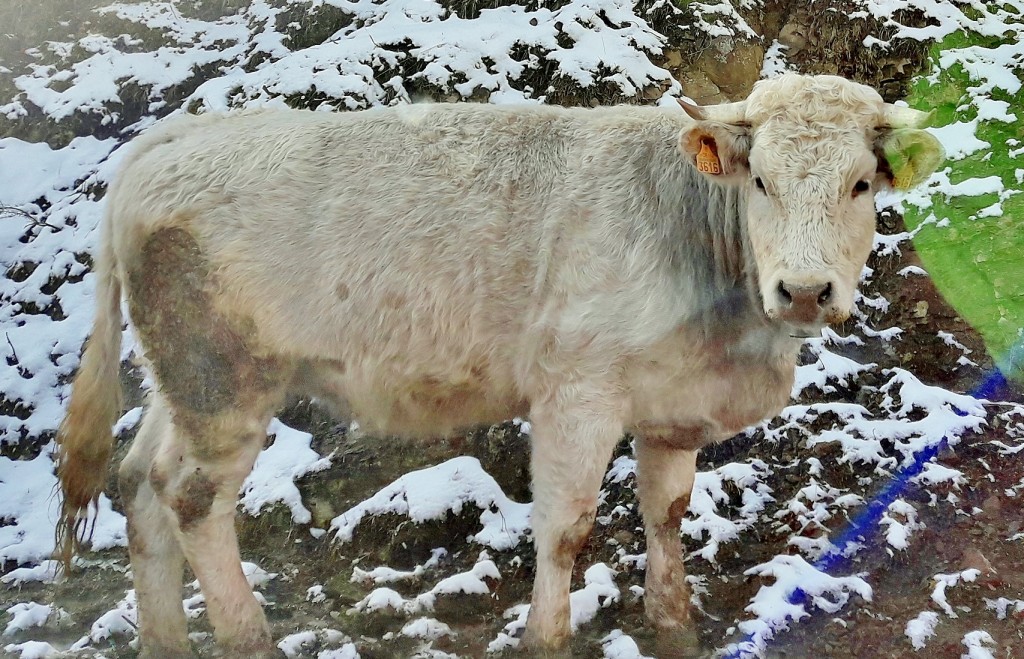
<box><xmin>893</xmin><ymin>162</ymin><xmax>916</xmax><ymax>190</ymax></box>
<box><xmin>696</xmin><ymin>139</ymin><xmax>722</xmax><ymax>175</ymax></box>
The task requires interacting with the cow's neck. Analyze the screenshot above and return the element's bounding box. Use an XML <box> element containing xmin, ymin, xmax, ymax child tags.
<box><xmin>660</xmin><ymin>167</ymin><xmax>765</xmax><ymax>341</ymax></box>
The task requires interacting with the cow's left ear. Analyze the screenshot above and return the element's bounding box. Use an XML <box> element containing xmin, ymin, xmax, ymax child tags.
<box><xmin>876</xmin><ymin>128</ymin><xmax>945</xmax><ymax>190</ymax></box>
<box><xmin>679</xmin><ymin>122</ymin><xmax>751</xmax><ymax>184</ymax></box>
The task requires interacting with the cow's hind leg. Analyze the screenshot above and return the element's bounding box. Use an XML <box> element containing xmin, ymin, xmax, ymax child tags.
<box><xmin>118</xmin><ymin>396</ymin><xmax>189</xmax><ymax>657</ymax></box>
<box><xmin>636</xmin><ymin>435</ymin><xmax>700</xmax><ymax>657</ymax></box>
<box><xmin>125</xmin><ymin>224</ymin><xmax>289</xmax><ymax>656</ymax></box>
<box><xmin>522</xmin><ymin>386</ymin><xmax>625</xmax><ymax>650</ymax></box>
<box><xmin>149</xmin><ymin>409</ymin><xmax>282</xmax><ymax>656</ymax></box>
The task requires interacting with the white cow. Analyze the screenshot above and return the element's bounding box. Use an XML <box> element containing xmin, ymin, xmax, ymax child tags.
<box><xmin>56</xmin><ymin>73</ymin><xmax>942</xmax><ymax>656</ymax></box>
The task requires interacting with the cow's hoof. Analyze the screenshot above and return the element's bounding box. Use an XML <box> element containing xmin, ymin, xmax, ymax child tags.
<box><xmin>217</xmin><ymin>640</ymin><xmax>285</xmax><ymax>658</ymax></box>
<box><xmin>519</xmin><ymin>643</ymin><xmax>573</xmax><ymax>659</ymax></box>
<box><xmin>653</xmin><ymin>626</ymin><xmax>702</xmax><ymax>659</ymax></box>
<box><xmin>218</xmin><ymin>648</ymin><xmax>285</xmax><ymax>658</ymax></box>
<box><xmin>519</xmin><ymin>626</ymin><xmax>571</xmax><ymax>658</ymax></box>
<box><xmin>139</xmin><ymin>648</ymin><xmax>192</xmax><ymax>659</ymax></box>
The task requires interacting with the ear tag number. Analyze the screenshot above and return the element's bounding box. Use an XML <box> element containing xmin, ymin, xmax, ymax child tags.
<box><xmin>893</xmin><ymin>163</ymin><xmax>915</xmax><ymax>190</ymax></box>
<box><xmin>696</xmin><ymin>139</ymin><xmax>721</xmax><ymax>175</ymax></box>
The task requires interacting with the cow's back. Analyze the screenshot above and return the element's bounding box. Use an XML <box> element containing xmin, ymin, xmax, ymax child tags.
<box><xmin>106</xmin><ymin>103</ymin><xmax>720</xmax><ymax>434</ymax></box>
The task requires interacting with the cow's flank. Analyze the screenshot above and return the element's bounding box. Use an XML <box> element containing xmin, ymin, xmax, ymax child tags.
<box><xmin>55</xmin><ymin>74</ymin><xmax>944</xmax><ymax>656</ymax></box>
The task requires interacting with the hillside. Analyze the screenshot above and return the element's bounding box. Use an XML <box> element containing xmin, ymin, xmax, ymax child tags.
<box><xmin>1</xmin><ymin>1</ymin><xmax>1023</xmax><ymax>657</ymax></box>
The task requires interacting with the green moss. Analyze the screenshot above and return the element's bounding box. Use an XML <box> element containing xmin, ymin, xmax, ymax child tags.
<box><xmin>904</xmin><ymin>17</ymin><xmax>1024</xmax><ymax>382</ymax></box>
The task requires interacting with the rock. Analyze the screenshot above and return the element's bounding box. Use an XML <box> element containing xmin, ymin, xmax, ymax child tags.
<box><xmin>309</xmin><ymin>496</ymin><xmax>336</xmax><ymax>529</ymax></box>
<box><xmin>662</xmin><ymin>48</ymin><xmax>684</xmax><ymax>70</ymax></box>
<box><xmin>672</xmin><ymin>34</ymin><xmax>764</xmax><ymax>105</ymax></box>
<box><xmin>779</xmin><ymin>21</ymin><xmax>808</xmax><ymax>51</ymax></box>
<box><xmin>764</xmin><ymin>0</ymin><xmax>931</xmax><ymax>101</ymax></box>
<box><xmin>959</xmin><ymin>546</ymin><xmax>996</xmax><ymax>575</ymax></box>
<box><xmin>981</xmin><ymin>494</ymin><xmax>1002</xmax><ymax>518</ymax></box>
<box><xmin>678</xmin><ymin>69</ymin><xmax>725</xmax><ymax>106</ymax></box>
<box><xmin>699</xmin><ymin>39</ymin><xmax>765</xmax><ymax>101</ymax></box>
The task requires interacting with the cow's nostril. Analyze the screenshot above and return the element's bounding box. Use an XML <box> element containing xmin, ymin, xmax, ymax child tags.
<box><xmin>777</xmin><ymin>281</ymin><xmax>792</xmax><ymax>304</ymax></box>
<box><xmin>818</xmin><ymin>282</ymin><xmax>833</xmax><ymax>306</ymax></box>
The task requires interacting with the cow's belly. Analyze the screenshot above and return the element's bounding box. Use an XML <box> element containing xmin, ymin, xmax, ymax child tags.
<box><xmin>626</xmin><ymin>329</ymin><xmax>798</xmax><ymax>446</ymax></box>
<box><xmin>292</xmin><ymin>358</ymin><xmax>529</xmax><ymax>438</ymax></box>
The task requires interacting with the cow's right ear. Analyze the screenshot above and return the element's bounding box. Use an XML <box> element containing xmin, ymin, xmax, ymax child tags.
<box><xmin>679</xmin><ymin>122</ymin><xmax>751</xmax><ymax>184</ymax></box>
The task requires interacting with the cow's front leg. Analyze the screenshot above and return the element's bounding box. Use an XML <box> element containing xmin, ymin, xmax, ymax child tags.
<box><xmin>636</xmin><ymin>433</ymin><xmax>698</xmax><ymax>638</ymax></box>
<box><xmin>522</xmin><ymin>390</ymin><xmax>625</xmax><ymax>650</ymax></box>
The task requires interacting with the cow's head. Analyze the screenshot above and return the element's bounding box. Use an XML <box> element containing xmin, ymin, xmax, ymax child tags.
<box><xmin>678</xmin><ymin>74</ymin><xmax>944</xmax><ymax>335</ymax></box>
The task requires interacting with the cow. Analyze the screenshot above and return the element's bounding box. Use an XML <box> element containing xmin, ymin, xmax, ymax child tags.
<box><xmin>55</xmin><ymin>73</ymin><xmax>943</xmax><ymax>657</ymax></box>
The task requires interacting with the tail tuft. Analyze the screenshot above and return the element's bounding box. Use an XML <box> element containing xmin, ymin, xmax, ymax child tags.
<box><xmin>54</xmin><ymin>241</ymin><xmax>123</xmax><ymax>572</ymax></box>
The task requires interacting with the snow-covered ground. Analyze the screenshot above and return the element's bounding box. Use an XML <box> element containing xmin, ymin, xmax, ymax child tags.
<box><xmin>2</xmin><ymin>1</ymin><xmax>1023</xmax><ymax>657</ymax></box>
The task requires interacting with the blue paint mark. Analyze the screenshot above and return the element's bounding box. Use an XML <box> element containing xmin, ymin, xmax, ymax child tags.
<box><xmin>722</xmin><ymin>352</ymin><xmax>1019</xmax><ymax>659</ymax></box>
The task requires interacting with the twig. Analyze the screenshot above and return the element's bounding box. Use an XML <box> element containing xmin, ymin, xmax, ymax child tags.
<box><xmin>0</xmin><ymin>204</ymin><xmax>62</xmax><ymax>232</ymax></box>
<box><xmin>5</xmin><ymin>332</ymin><xmax>18</xmax><ymax>365</ymax></box>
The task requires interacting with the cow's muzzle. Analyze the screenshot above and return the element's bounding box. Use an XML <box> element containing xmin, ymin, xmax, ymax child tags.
<box><xmin>770</xmin><ymin>279</ymin><xmax>844</xmax><ymax>328</ymax></box>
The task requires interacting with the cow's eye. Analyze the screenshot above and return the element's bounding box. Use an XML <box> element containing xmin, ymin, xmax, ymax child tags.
<box><xmin>852</xmin><ymin>180</ymin><xmax>870</xmax><ymax>196</ymax></box>
<box><xmin>754</xmin><ymin>177</ymin><xmax>765</xmax><ymax>192</ymax></box>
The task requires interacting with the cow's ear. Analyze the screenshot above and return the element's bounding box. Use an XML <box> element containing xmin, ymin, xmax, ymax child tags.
<box><xmin>876</xmin><ymin>128</ymin><xmax>945</xmax><ymax>190</ymax></box>
<box><xmin>679</xmin><ymin>122</ymin><xmax>751</xmax><ymax>184</ymax></box>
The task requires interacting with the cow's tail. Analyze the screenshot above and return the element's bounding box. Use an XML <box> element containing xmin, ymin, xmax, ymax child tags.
<box><xmin>55</xmin><ymin>227</ymin><xmax>124</xmax><ymax>571</ymax></box>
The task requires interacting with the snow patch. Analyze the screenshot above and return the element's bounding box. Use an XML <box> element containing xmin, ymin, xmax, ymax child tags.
<box><xmin>726</xmin><ymin>555</ymin><xmax>872</xmax><ymax>657</ymax></box>
<box><xmin>905</xmin><ymin>610</ymin><xmax>939</xmax><ymax>650</ymax></box>
<box><xmin>331</xmin><ymin>456</ymin><xmax>530</xmax><ymax>551</ymax></box>
<box><xmin>239</xmin><ymin>418</ymin><xmax>333</xmax><ymax>524</ymax></box>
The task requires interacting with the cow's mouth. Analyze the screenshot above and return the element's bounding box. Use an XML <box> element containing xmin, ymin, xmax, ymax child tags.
<box><xmin>784</xmin><ymin>320</ymin><xmax>827</xmax><ymax>339</ymax></box>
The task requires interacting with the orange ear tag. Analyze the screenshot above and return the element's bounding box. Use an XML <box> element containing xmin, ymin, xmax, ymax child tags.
<box><xmin>696</xmin><ymin>138</ymin><xmax>721</xmax><ymax>175</ymax></box>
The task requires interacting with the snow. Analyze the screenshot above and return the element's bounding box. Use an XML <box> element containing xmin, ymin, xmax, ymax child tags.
<box><xmin>484</xmin><ymin>562</ymin><xmax>620</xmax><ymax>650</ymax></box>
<box><xmin>331</xmin><ymin>456</ymin><xmax>531</xmax><ymax>551</ymax></box>
<box><xmin>0</xmin><ymin>137</ymin><xmax>115</xmax><ymax>207</ymax></box>
<box><xmin>112</xmin><ymin>406</ymin><xmax>143</xmax><ymax>436</ymax></box>
<box><xmin>684</xmin><ymin>462</ymin><xmax>773</xmax><ymax>562</ymax></box>
<box><xmin>71</xmin><ymin>590</ymin><xmax>138</xmax><ymax>650</ymax></box>
<box><xmin>318</xmin><ymin>644</ymin><xmax>360</xmax><ymax>659</ymax></box>
<box><xmin>880</xmin><ymin>498</ymin><xmax>924</xmax><ymax>550</ymax></box>
<box><xmin>351</xmin><ymin>548</ymin><xmax>447</xmax><ymax>585</ymax></box>
<box><xmin>305</xmin><ymin>585</ymin><xmax>327</xmax><ymax>604</ymax></box>
<box><xmin>353</xmin><ymin>552</ymin><xmax>500</xmax><ymax>614</ymax></box>
<box><xmin>569</xmin><ymin>563</ymin><xmax>619</xmax><ymax>630</ymax></box>
<box><xmin>239</xmin><ymin>418</ymin><xmax>333</xmax><ymax>524</ymax></box>
<box><xmin>792</xmin><ymin>340</ymin><xmax>874</xmax><ymax>396</ymax></box>
<box><xmin>932</xmin><ymin>570</ymin><xmax>981</xmax><ymax>618</ymax></box>
<box><xmin>2</xmin><ymin>641</ymin><xmax>59</xmax><ymax>659</ymax></box>
<box><xmin>601</xmin><ymin>629</ymin><xmax>653</xmax><ymax>659</ymax></box>
<box><xmin>905</xmin><ymin>610</ymin><xmax>939</xmax><ymax>650</ymax></box>
<box><xmin>2</xmin><ymin>0</ymin><xmax>674</xmax><ymax>119</ymax></box>
<box><xmin>928</xmin><ymin>120</ymin><xmax>989</xmax><ymax>160</ymax></box>
<box><xmin>0</xmin><ymin>562</ymin><xmax>61</xmax><ymax>587</ymax></box>
<box><xmin>278</xmin><ymin>630</ymin><xmax>318</xmax><ymax>658</ymax></box>
<box><xmin>760</xmin><ymin>41</ymin><xmax>790</xmax><ymax>79</ymax></box>
<box><xmin>0</xmin><ymin>450</ymin><xmax>127</xmax><ymax>565</ymax></box>
<box><xmin>3</xmin><ymin>602</ymin><xmax>53</xmax><ymax>636</ymax></box>
<box><xmin>400</xmin><ymin>617</ymin><xmax>453</xmax><ymax>640</ymax></box>
<box><xmin>0</xmin><ymin>136</ymin><xmax>120</xmax><ymax>443</ymax></box>
<box><xmin>985</xmin><ymin>597</ymin><xmax>1024</xmax><ymax>620</ymax></box>
<box><xmin>726</xmin><ymin>554</ymin><xmax>872</xmax><ymax>657</ymax></box>
<box><xmin>961</xmin><ymin>630</ymin><xmax>997</xmax><ymax>659</ymax></box>
<box><xmin>1</xmin><ymin>0</ymin><xmax>1022</xmax><ymax>656</ymax></box>
<box><xmin>278</xmin><ymin>628</ymin><xmax>358</xmax><ymax>658</ymax></box>
<box><xmin>607</xmin><ymin>454</ymin><xmax>773</xmax><ymax>563</ymax></box>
